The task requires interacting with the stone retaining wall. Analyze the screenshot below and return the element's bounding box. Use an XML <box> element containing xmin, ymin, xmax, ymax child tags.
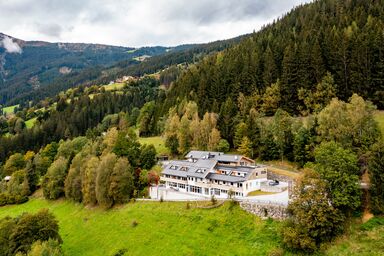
<box><xmin>239</xmin><ymin>201</ymin><xmax>289</xmax><ymax>220</ymax></box>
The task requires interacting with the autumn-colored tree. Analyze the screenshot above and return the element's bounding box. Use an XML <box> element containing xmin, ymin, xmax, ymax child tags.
<box><xmin>282</xmin><ymin>170</ymin><xmax>345</xmax><ymax>252</ymax></box>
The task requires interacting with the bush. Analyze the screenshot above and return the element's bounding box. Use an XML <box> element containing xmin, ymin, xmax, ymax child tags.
<box><xmin>113</xmin><ymin>248</ymin><xmax>128</xmax><ymax>256</ymax></box>
<box><xmin>211</xmin><ymin>195</ymin><xmax>217</xmax><ymax>205</ymax></box>
<box><xmin>0</xmin><ymin>193</ymin><xmax>28</xmax><ymax>206</ymax></box>
<box><xmin>131</xmin><ymin>220</ymin><xmax>138</xmax><ymax>228</ymax></box>
<box><xmin>0</xmin><ymin>209</ymin><xmax>62</xmax><ymax>255</ymax></box>
<box><xmin>268</xmin><ymin>248</ymin><xmax>284</xmax><ymax>256</ymax></box>
<box><xmin>27</xmin><ymin>239</ymin><xmax>63</xmax><ymax>256</ymax></box>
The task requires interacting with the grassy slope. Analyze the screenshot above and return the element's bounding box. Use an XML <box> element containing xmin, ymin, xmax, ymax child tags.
<box><xmin>326</xmin><ymin>218</ymin><xmax>384</xmax><ymax>256</ymax></box>
<box><xmin>25</xmin><ymin>117</ymin><xmax>37</xmax><ymax>128</ymax></box>
<box><xmin>2</xmin><ymin>104</ymin><xmax>19</xmax><ymax>115</ymax></box>
<box><xmin>138</xmin><ymin>136</ymin><xmax>169</xmax><ymax>155</ymax></box>
<box><xmin>0</xmin><ymin>198</ymin><xmax>282</xmax><ymax>256</ymax></box>
<box><xmin>104</xmin><ymin>83</ymin><xmax>125</xmax><ymax>91</ymax></box>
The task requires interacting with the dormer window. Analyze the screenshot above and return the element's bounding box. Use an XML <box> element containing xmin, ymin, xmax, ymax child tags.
<box><xmin>180</xmin><ymin>167</ymin><xmax>189</xmax><ymax>171</ymax></box>
<box><xmin>196</xmin><ymin>169</ymin><xmax>205</xmax><ymax>173</ymax></box>
<box><xmin>170</xmin><ymin>165</ymin><xmax>179</xmax><ymax>170</ymax></box>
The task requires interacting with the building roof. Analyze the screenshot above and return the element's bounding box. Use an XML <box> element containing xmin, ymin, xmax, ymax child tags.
<box><xmin>216</xmin><ymin>154</ymin><xmax>243</xmax><ymax>163</ymax></box>
<box><xmin>162</xmin><ymin>151</ymin><xmax>265</xmax><ymax>183</ymax></box>
<box><xmin>186</xmin><ymin>151</ymin><xmax>223</xmax><ymax>160</ymax></box>
<box><xmin>185</xmin><ymin>151</ymin><xmax>254</xmax><ymax>164</ymax></box>
<box><xmin>206</xmin><ymin>173</ymin><xmax>248</xmax><ymax>183</ymax></box>
<box><xmin>162</xmin><ymin>159</ymin><xmax>217</xmax><ymax>178</ymax></box>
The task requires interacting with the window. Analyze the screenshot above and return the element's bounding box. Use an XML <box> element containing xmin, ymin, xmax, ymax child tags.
<box><xmin>178</xmin><ymin>184</ymin><xmax>185</xmax><ymax>189</ymax></box>
<box><xmin>190</xmin><ymin>186</ymin><xmax>202</xmax><ymax>194</ymax></box>
<box><xmin>261</xmin><ymin>170</ymin><xmax>267</xmax><ymax>174</ymax></box>
<box><xmin>169</xmin><ymin>182</ymin><xmax>177</xmax><ymax>187</ymax></box>
<box><xmin>180</xmin><ymin>167</ymin><xmax>189</xmax><ymax>171</ymax></box>
<box><xmin>204</xmin><ymin>188</ymin><xmax>209</xmax><ymax>195</ymax></box>
<box><xmin>170</xmin><ymin>165</ymin><xmax>179</xmax><ymax>170</ymax></box>
<box><xmin>231</xmin><ymin>182</ymin><xmax>234</xmax><ymax>186</ymax></box>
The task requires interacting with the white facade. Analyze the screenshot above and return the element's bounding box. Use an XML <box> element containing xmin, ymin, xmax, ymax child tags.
<box><xmin>161</xmin><ymin>151</ymin><xmax>268</xmax><ymax>198</ymax></box>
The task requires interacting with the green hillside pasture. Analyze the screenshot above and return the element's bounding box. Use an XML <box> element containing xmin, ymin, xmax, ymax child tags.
<box><xmin>104</xmin><ymin>83</ymin><xmax>125</xmax><ymax>91</ymax></box>
<box><xmin>25</xmin><ymin>117</ymin><xmax>37</xmax><ymax>128</ymax></box>
<box><xmin>326</xmin><ymin>217</ymin><xmax>384</xmax><ymax>256</ymax></box>
<box><xmin>374</xmin><ymin>111</ymin><xmax>384</xmax><ymax>137</ymax></box>
<box><xmin>139</xmin><ymin>136</ymin><xmax>169</xmax><ymax>155</ymax></box>
<box><xmin>2</xmin><ymin>104</ymin><xmax>19</xmax><ymax>115</ymax></box>
<box><xmin>0</xmin><ymin>199</ymin><xmax>282</xmax><ymax>256</ymax></box>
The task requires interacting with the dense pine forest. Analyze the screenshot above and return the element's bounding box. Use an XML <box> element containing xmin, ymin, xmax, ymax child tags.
<box><xmin>162</xmin><ymin>0</ymin><xmax>384</xmax><ymax>114</ymax></box>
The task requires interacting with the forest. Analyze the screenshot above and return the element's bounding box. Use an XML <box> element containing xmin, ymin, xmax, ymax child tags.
<box><xmin>162</xmin><ymin>0</ymin><xmax>384</xmax><ymax>115</ymax></box>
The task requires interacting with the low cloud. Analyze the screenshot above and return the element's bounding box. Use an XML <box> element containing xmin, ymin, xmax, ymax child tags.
<box><xmin>36</xmin><ymin>23</ymin><xmax>64</xmax><ymax>38</ymax></box>
<box><xmin>1</xmin><ymin>36</ymin><xmax>22</xmax><ymax>53</ymax></box>
<box><xmin>0</xmin><ymin>0</ymin><xmax>311</xmax><ymax>47</ymax></box>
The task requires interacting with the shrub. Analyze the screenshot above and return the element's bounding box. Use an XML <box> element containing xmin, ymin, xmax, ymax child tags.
<box><xmin>211</xmin><ymin>195</ymin><xmax>217</xmax><ymax>205</ymax></box>
<box><xmin>131</xmin><ymin>220</ymin><xmax>138</xmax><ymax>228</ymax></box>
<box><xmin>0</xmin><ymin>209</ymin><xmax>62</xmax><ymax>255</ymax></box>
<box><xmin>27</xmin><ymin>239</ymin><xmax>63</xmax><ymax>256</ymax></box>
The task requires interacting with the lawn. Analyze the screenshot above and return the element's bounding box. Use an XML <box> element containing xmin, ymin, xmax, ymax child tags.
<box><xmin>374</xmin><ymin>111</ymin><xmax>384</xmax><ymax>137</ymax></box>
<box><xmin>139</xmin><ymin>136</ymin><xmax>169</xmax><ymax>155</ymax></box>
<box><xmin>325</xmin><ymin>217</ymin><xmax>384</xmax><ymax>256</ymax></box>
<box><xmin>0</xmin><ymin>198</ymin><xmax>282</xmax><ymax>256</ymax></box>
<box><xmin>104</xmin><ymin>83</ymin><xmax>125</xmax><ymax>91</ymax></box>
<box><xmin>25</xmin><ymin>117</ymin><xmax>37</xmax><ymax>128</ymax></box>
<box><xmin>2</xmin><ymin>104</ymin><xmax>19</xmax><ymax>115</ymax></box>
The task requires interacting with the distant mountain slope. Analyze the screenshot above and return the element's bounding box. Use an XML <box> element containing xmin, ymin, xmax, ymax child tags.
<box><xmin>3</xmin><ymin>35</ymin><xmax>245</xmax><ymax>106</ymax></box>
<box><xmin>0</xmin><ymin>33</ymin><xmax>172</xmax><ymax>105</ymax></box>
<box><xmin>163</xmin><ymin>0</ymin><xmax>384</xmax><ymax>115</ymax></box>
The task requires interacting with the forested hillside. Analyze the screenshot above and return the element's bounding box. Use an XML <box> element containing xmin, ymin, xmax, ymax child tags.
<box><xmin>162</xmin><ymin>0</ymin><xmax>384</xmax><ymax>115</ymax></box>
<box><xmin>0</xmin><ymin>33</ymin><xmax>172</xmax><ymax>106</ymax></box>
<box><xmin>0</xmin><ymin>34</ymin><xmax>245</xmax><ymax>107</ymax></box>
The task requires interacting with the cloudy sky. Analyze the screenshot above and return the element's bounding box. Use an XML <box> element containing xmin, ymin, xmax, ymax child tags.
<box><xmin>0</xmin><ymin>0</ymin><xmax>311</xmax><ymax>47</ymax></box>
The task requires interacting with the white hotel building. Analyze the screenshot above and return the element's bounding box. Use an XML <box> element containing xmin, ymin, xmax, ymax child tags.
<box><xmin>160</xmin><ymin>151</ymin><xmax>268</xmax><ymax>198</ymax></box>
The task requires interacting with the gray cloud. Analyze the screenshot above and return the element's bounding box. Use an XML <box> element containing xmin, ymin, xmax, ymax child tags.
<box><xmin>36</xmin><ymin>23</ymin><xmax>64</xmax><ymax>38</ymax></box>
<box><xmin>1</xmin><ymin>36</ymin><xmax>22</xmax><ymax>53</ymax></box>
<box><xmin>0</xmin><ymin>0</ymin><xmax>311</xmax><ymax>47</ymax></box>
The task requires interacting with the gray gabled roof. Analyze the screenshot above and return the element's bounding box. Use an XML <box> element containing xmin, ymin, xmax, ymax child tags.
<box><xmin>205</xmin><ymin>173</ymin><xmax>247</xmax><ymax>183</ymax></box>
<box><xmin>162</xmin><ymin>159</ymin><xmax>217</xmax><ymax>178</ymax></box>
<box><xmin>186</xmin><ymin>151</ymin><xmax>223</xmax><ymax>160</ymax></box>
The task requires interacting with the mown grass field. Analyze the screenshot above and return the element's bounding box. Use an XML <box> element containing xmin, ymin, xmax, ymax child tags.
<box><xmin>374</xmin><ymin>111</ymin><xmax>384</xmax><ymax>137</ymax></box>
<box><xmin>0</xmin><ymin>198</ymin><xmax>282</xmax><ymax>256</ymax></box>
<box><xmin>104</xmin><ymin>83</ymin><xmax>125</xmax><ymax>91</ymax></box>
<box><xmin>138</xmin><ymin>136</ymin><xmax>169</xmax><ymax>155</ymax></box>
<box><xmin>1</xmin><ymin>104</ymin><xmax>19</xmax><ymax>115</ymax></box>
<box><xmin>25</xmin><ymin>117</ymin><xmax>37</xmax><ymax>128</ymax></box>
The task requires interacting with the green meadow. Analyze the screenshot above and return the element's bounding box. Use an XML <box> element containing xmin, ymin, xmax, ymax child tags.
<box><xmin>0</xmin><ymin>198</ymin><xmax>282</xmax><ymax>256</ymax></box>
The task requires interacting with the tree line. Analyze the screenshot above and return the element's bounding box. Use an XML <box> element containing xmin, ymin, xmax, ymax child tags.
<box><xmin>0</xmin><ymin>126</ymin><xmax>158</xmax><ymax>208</ymax></box>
